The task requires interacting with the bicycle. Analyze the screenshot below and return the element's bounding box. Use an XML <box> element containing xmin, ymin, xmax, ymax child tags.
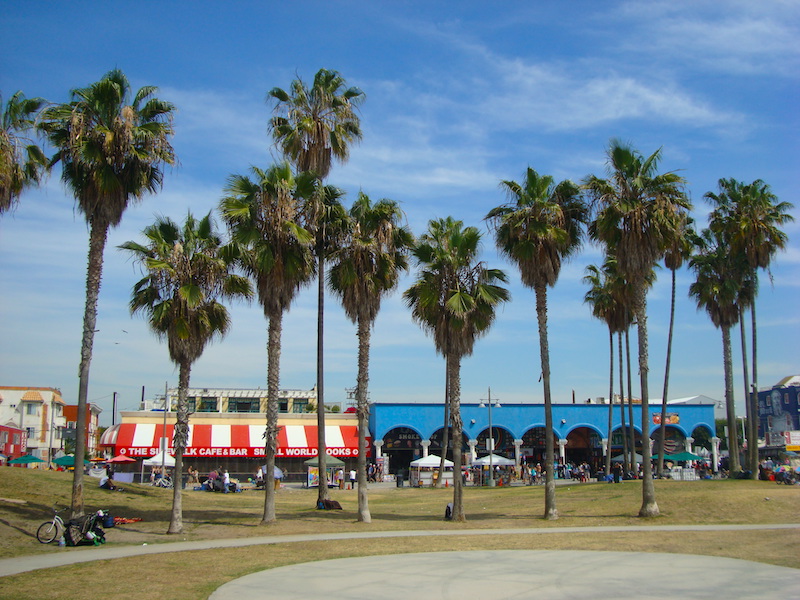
<box><xmin>36</xmin><ymin>506</ymin><xmax>68</xmax><ymax>544</ymax></box>
<box><xmin>153</xmin><ymin>476</ymin><xmax>173</xmax><ymax>489</ymax></box>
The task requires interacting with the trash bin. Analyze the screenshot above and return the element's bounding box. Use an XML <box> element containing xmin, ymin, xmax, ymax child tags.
<box><xmin>396</xmin><ymin>470</ymin><xmax>404</xmax><ymax>487</ymax></box>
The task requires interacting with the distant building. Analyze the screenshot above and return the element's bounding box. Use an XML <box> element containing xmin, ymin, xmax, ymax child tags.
<box><xmin>0</xmin><ymin>423</ymin><xmax>25</xmax><ymax>463</ymax></box>
<box><xmin>0</xmin><ymin>386</ymin><xmax>67</xmax><ymax>464</ymax></box>
<box><xmin>63</xmin><ymin>402</ymin><xmax>102</xmax><ymax>457</ymax></box>
<box><xmin>758</xmin><ymin>375</ymin><xmax>800</xmax><ymax>451</ymax></box>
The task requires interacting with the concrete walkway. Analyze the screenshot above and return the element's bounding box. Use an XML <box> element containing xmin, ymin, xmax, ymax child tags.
<box><xmin>210</xmin><ymin>549</ymin><xmax>800</xmax><ymax>600</ymax></box>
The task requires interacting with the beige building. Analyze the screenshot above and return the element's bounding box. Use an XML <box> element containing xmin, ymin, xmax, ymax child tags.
<box><xmin>0</xmin><ymin>386</ymin><xmax>67</xmax><ymax>463</ymax></box>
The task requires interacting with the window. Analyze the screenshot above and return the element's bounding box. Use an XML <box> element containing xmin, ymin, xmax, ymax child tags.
<box><xmin>197</xmin><ymin>397</ymin><xmax>218</xmax><ymax>413</ymax></box>
<box><xmin>26</xmin><ymin>427</ymin><xmax>35</xmax><ymax>439</ymax></box>
<box><xmin>0</xmin><ymin>431</ymin><xmax>8</xmax><ymax>444</ymax></box>
<box><xmin>13</xmin><ymin>434</ymin><xmax>20</xmax><ymax>445</ymax></box>
<box><xmin>26</xmin><ymin>403</ymin><xmax>37</xmax><ymax>415</ymax></box>
<box><xmin>292</xmin><ymin>400</ymin><xmax>309</xmax><ymax>413</ymax></box>
<box><xmin>279</xmin><ymin>400</ymin><xmax>289</xmax><ymax>413</ymax></box>
<box><xmin>227</xmin><ymin>398</ymin><xmax>260</xmax><ymax>413</ymax></box>
<box><xmin>785</xmin><ymin>394</ymin><xmax>790</xmax><ymax>405</ymax></box>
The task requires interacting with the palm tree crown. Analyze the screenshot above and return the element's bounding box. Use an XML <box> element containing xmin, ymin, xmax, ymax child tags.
<box><xmin>220</xmin><ymin>162</ymin><xmax>315</xmax><ymax>317</ymax></box>
<box><xmin>268</xmin><ymin>68</ymin><xmax>364</xmax><ymax>180</ymax></box>
<box><xmin>1</xmin><ymin>91</ymin><xmax>47</xmax><ymax>214</ymax></box>
<box><xmin>41</xmin><ymin>69</ymin><xmax>175</xmax><ymax>228</ymax></box>
<box><xmin>488</xmin><ymin>168</ymin><xmax>587</xmax><ymax>288</ymax></box>
<box><xmin>329</xmin><ymin>192</ymin><xmax>413</xmax><ymax>325</ymax></box>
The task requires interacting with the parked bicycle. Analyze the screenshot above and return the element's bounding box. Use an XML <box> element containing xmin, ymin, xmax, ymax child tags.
<box><xmin>36</xmin><ymin>506</ymin><xmax>68</xmax><ymax>544</ymax></box>
<box><xmin>154</xmin><ymin>476</ymin><xmax>173</xmax><ymax>489</ymax></box>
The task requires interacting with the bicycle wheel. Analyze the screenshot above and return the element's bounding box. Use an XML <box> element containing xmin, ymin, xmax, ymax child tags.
<box><xmin>36</xmin><ymin>521</ymin><xmax>60</xmax><ymax>544</ymax></box>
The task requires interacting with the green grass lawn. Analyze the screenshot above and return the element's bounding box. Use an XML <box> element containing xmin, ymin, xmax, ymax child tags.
<box><xmin>0</xmin><ymin>467</ymin><xmax>798</xmax><ymax>600</ymax></box>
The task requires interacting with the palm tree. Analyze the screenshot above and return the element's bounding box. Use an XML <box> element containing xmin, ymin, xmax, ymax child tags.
<box><xmin>583</xmin><ymin>256</ymin><xmax>628</xmax><ymax>476</ymax></box>
<box><xmin>40</xmin><ymin>69</ymin><xmax>175</xmax><ymax>518</ymax></box>
<box><xmin>656</xmin><ymin>215</ymin><xmax>695</xmax><ymax>476</ymax></box>
<box><xmin>220</xmin><ymin>162</ymin><xmax>315</xmax><ymax>524</ymax></box>
<box><xmin>120</xmin><ymin>212</ymin><xmax>252</xmax><ymax>533</ymax></box>
<box><xmin>689</xmin><ymin>227</ymin><xmax>743</xmax><ymax>475</ymax></box>
<box><xmin>487</xmin><ymin>168</ymin><xmax>587</xmax><ymax>520</ymax></box>
<box><xmin>268</xmin><ymin>69</ymin><xmax>364</xmax><ymax>505</ymax></box>
<box><xmin>706</xmin><ymin>179</ymin><xmax>794</xmax><ymax>475</ymax></box>
<box><xmin>328</xmin><ymin>192</ymin><xmax>413</xmax><ymax>522</ymax></box>
<box><xmin>1</xmin><ymin>91</ymin><xmax>47</xmax><ymax>214</ymax></box>
<box><xmin>404</xmin><ymin>217</ymin><xmax>509</xmax><ymax>522</ymax></box>
<box><xmin>585</xmin><ymin>139</ymin><xmax>689</xmax><ymax>517</ymax></box>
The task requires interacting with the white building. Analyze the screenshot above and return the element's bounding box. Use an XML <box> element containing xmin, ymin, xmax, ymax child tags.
<box><xmin>0</xmin><ymin>386</ymin><xmax>67</xmax><ymax>462</ymax></box>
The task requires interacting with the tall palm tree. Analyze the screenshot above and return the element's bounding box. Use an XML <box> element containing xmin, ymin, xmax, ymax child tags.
<box><xmin>707</xmin><ymin>178</ymin><xmax>794</xmax><ymax>474</ymax></box>
<box><xmin>487</xmin><ymin>168</ymin><xmax>587</xmax><ymax>520</ymax></box>
<box><xmin>40</xmin><ymin>69</ymin><xmax>175</xmax><ymax>518</ymax></box>
<box><xmin>583</xmin><ymin>256</ymin><xmax>628</xmax><ymax>476</ymax></box>
<box><xmin>328</xmin><ymin>192</ymin><xmax>413</xmax><ymax>522</ymax></box>
<box><xmin>404</xmin><ymin>217</ymin><xmax>509</xmax><ymax>522</ymax></box>
<box><xmin>585</xmin><ymin>139</ymin><xmax>689</xmax><ymax>517</ymax></box>
<box><xmin>120</xmin><ymin>212</ymin><xmax>252</xmax><ymax>533</ymax></box>
<box><xmin>268</xmin><ymin>69</ymin><xmax>364</xmax><ymax>504</ymax></box>
<box><xmin>689</xmin><ymin>227</ymin><xmax>743</xmax><ymax>475</ymax></box>
<box><xmin>1</xmin><ymin>91</ymin><xmax>47</xmax><ymax>214</ymax></box>
<box><xmin>656</xmin><ymin>215</ymin><xmax>695</xmax><ymax>476</ymax></box>
<box><xmin>220</xmin><ymin>162</ymin><xmax>315</xmax><ymax>524</ymax></box>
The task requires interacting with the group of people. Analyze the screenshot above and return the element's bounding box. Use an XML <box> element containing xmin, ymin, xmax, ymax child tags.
<box><xmin>206</xmin><ymin>467</ymin><xmax>239</xmax><ymax>493</ymax></box>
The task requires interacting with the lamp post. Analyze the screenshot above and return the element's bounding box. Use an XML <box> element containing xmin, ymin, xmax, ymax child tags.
<box><xmin>479</xmin><ymin>387</ymin><xmax>500</xmax><ymax>486</ymax></box>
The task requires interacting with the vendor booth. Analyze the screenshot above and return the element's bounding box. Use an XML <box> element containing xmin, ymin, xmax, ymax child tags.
<box><xmin>471</xmin><ymin>453</ymin><xmax>515</xmax><ymax>486</ymax></box>
<box><xmin>409</xmin><ymin>454</ymin><xmax>453</xmax><ymax>487</ymax></box>
<box><xmin>304</xmin><ymin>455</ymin><xmax>345</xmax><ymax>488</ymax></box>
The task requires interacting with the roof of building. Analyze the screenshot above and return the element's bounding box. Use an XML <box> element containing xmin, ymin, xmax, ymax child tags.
<box><xmin>775</xmin><ymin>375</ymin><xmax>800</xmax><ymax>388</ymax></box>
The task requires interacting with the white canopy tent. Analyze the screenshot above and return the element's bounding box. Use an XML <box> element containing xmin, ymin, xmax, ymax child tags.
<box><xmin>410</xmin><ymin>454</ymin><xmax>453</xmax><ymax>468</ymax></box>
<box><xmin>472</xmin><ymin>454</ymin><xmax>515</xmax><ymax>467</ymax></box>
<box><xmin>409</xmin><ymin>454</ymin><xmax>453</xmax><ymax>487</ymax></box>
<box><xmin>140</xmin><ymin>451</ymin><xmax>176</xmax><ymax>484</ymax></box>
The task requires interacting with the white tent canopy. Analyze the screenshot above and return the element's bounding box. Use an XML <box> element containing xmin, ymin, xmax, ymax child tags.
<box><xmin>143</xmin><ymin>451</ymin><xmax>175</xmax><ymax>467</ymax></box>
<box><xmin>410</xmin><ymin>454</ymin><xmax>453</xmax><ymax>468</ymax></box>
<box><xmin>472</xmin><ymin>454</ymin><xmax>515</xmax><ymax>467</ymax></box>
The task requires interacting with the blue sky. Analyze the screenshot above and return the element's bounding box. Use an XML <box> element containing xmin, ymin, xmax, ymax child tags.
<box><xmin>1</xmin><ymin>2</ymin><xmax>798</xmax><ymax>426</ymax></box>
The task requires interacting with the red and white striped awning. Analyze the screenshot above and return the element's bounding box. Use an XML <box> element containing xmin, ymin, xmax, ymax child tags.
<box><xmin>100</xmin><ymin>423</ymin><xmax>364</xmax><ymax>459</ymax></box>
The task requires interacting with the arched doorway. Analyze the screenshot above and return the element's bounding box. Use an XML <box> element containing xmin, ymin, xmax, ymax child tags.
<box><xmin>475</xmin><ymin>426</ymin><xmax>514</xmax><ymax>459</ymax></box>
<box><xmin>610</xmin><ymin>427</ymin><xmax>643</xmax><ymax>464</ymax></box>
<box><xmin>565</xmin><ymin>427</ymin><xmax>603</xmax><ymax>471</ymax></box>
<box><xmin>382</xmin><ymin>427</ymin><xmax>422</xmax><ymax>475</ymax></box>
<box><xmin>521</xmin><ymin>427</ymin><xmax>550</xmax><ymax>465</ymax></box>
<box><xmin>651</xmin><ymin>425</ymin><xmax>686</xmax><ymax>455</ymax></box>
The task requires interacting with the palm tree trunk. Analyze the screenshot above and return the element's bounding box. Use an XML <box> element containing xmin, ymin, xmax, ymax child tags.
<box><xmin>635</xmin><ymin>287</ymin><xmax>659</xmax><ymax>518</ymax></box>
<box><xmin>657</xmin><ymin>268</ymin><xmax>678</xmax><ymax>476</ymax></box>
<box><xmin>436</xmin><ymin>359</ymin><xmax>450</xmax><ymax>488</ymax></box>
<box><xmin>605</xmin><ymin>328</ymin><xmax>614</xmax><ymax>477</ymax></box>
<box><xmin>71</xmin><ymin>220</ymin><xmax>108</xmax><ymax>520</ymax></box>
<box><xmin>722</xmin><ymin>325</ymin><xmax>741</xmax><ymax>475</ymax></box>
<box><xmin>316</xmin><ymin>251</ymin><xmax>329</xmax><ymax>504</ymax></box>
<box><xmin>625</xmin><ymin>326</ymin><xmax>635</xmax><ymax>474</ymax></box>
<box><xmin>535</xmin><ymin>283</ymin><xmax>558</xmax><ymax>520</ymax></box>
<box><xmin>738</xmin><ymin>309</ymin><xmax>754</xmax><ymax>477</ymax></box>
<box><xmin>449</xmin><ymin>353</ymin><xmax>465</xmax><ymax>522</ymax></box>
<box><xmin>356</xmin><ymin>317</ymin><xmax>371</xmax><ymax>523</ymax></box>
<box><xmin>749</xmin><ymin>283</ymin><xmax>759</xmax><ymax>475</ymax></box>
<box><xmin>618</xmin><ymin>332</ymin><xmax>627</xmax><ymax>475</ymax></box>
<box><xmin>262</xmin><ymin>312</ymin><xmax>282</xmax><ymax>524</ymax></box>
<box><xmin>168</xmin><ymin>361</ymin><xmax>191</xmax><ymax>534</ymax></box>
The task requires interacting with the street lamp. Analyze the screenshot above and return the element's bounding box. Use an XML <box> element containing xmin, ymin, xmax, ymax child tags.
<box><xmin>479</xmin><ymin>387</ymin><xmax>501</xmax><ymax>487</ymax></box>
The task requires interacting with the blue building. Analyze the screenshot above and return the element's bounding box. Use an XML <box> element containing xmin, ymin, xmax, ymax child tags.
<box><xmin>369</xmin><ymin>396</ymin><xmax>717</xmax><ymax>474</ymax></box>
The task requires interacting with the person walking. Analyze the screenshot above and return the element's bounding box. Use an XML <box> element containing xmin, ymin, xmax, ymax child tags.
<box><xmin>349</xmin><ymin>469</ymin><xmax>357</xmax><ymax>489</ymax></box>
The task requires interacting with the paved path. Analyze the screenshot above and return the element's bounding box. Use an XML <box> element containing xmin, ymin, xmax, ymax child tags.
<box><xmin>1</xmin><ymin>523</ymin><xmax>797</xmax><ymax>578</ymax></box>
<box><xmin>210</xmin><ymin>549</ymin><xmax>800</xmax><ymax>600</ymax></box>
